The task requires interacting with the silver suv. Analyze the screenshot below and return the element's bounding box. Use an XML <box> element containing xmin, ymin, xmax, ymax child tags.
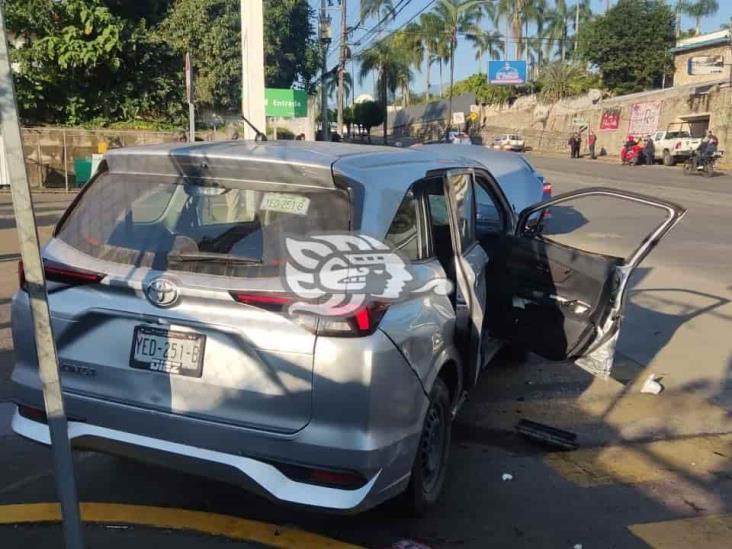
<box><xmin>10</xmin><ymin>142</ymin><xmax>684</xmax><ymax>513</ymax></box>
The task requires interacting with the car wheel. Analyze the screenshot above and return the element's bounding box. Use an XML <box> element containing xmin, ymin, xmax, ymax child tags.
<box><xmin>398</xmin><ymin>377</ymin><xmax>451</xmax><ymax>516</ymax></box>
<box><xmin>663</xmin><ymin>150</ymin><xmax>674</xmax><ymax>166</ymax></box>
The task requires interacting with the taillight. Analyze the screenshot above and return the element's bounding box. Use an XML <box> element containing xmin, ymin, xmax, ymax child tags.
<box><xmin>230</xmin><ymin>291</ymin><xmax>389</xmax><ymax>337</ymax></box>
<box><xmin>229</xmin><ymin>291</ymin><xmax>293</xmax><ymax>311</ymax></box>
<box><xmin>19</xmin><ymin>260</ymin><xmax>105</xmax><ymax>291</ymax></box>
<box><xmin>316</xmin><ymin>302</ymin><xmax>389</xmax><ymax>337</ymax></box>
<box><xmin>542</xmin><ymin>181</ymin><xmax>552</xmax><ymax>198</ymax></box>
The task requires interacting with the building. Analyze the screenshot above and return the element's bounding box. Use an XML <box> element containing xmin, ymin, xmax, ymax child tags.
<box><xmin>671</xmin><ymin>29</ymin><xmax>731</xmax><ymax>87</ymax></box>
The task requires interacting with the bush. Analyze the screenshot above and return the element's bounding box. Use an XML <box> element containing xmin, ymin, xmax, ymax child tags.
<box><xmin>267</xmin><ymin>126</ymin><xmax>295</xmax><ymax>140</ymax></box>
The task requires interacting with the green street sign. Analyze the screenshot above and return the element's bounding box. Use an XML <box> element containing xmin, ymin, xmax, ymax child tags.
<box><xmin>265</xmin><ymin>88</ymin><xmax>308</xmax><ymax>118</ymax></box>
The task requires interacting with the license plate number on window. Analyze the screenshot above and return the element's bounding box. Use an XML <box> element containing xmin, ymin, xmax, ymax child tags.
<box><xmin>130</xmin><ymin>326</ymin><xmax>205</xmax><ymax>377</ymax></box>
<box><xmin>260</xmin><ymin>192</ymin><xmax>310</xmax><ymax>215</ymax></box>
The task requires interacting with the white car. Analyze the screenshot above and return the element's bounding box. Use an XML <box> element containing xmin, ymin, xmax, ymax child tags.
<box><xmin>652</xmin><ymin>127</ymin><xmax>703</xmax><ymax>166</ymax></box>
<box><xmin>491</xmin><ymin>134</ymin><xmax>525</xmax><ymax>152</ymax></box>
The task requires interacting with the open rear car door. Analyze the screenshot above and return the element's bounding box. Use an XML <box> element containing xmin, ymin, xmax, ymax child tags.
<box><xmin>485</xmin><ymin>187</ymin><xmax>686</xmax><ymax>378</ymax></box>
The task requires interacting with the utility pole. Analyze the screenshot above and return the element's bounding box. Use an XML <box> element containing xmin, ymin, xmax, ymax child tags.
<box><xmin>0</xmin><ymin>6</ymin><xmax>84</xmax><ymax>549</ymax></box>
<box><xmin>337</xmin><ymin>0</ymin><xmax>348</xmax><ymax>138</ymax></box>
<box><xmin>319</xmin><ymin>0</ymin><xmax>331</xmax><ymax>141</ymax></box>
<box><xmin>241</xmin><ymin>0</ymin><xmax>266</xmax><ymax>140</ymax></box>
<box><xmin>185</xmin><ymin>52</ymin><xmax>195</xmax><ymax>142</ymax></box>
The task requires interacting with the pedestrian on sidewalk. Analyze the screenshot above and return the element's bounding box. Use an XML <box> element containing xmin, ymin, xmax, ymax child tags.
<box><xmin>568</xmin><ymin>134</ymin><xmax>578</xmax><ymax>158</ymax></box>
<box><xmin>575</xmin><ymin>132</ymin><xmax>582</xmax><ymax>158</ymax></box>
<box><xmin>588</xmin><ymin>130</ymin><xmax>597</xmax><ymax>159</ymax></box>
<box><xmin>643</xmin><ymin>136</ymin><xmax>655</xmax><ymax>165</ymax></box>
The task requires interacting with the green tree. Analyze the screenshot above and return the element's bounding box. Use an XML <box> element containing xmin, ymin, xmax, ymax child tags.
<box><xmin>432</xmin><ymin>0</ymin><xmax>484</xmax><ymax>130</ymax></box>
<box><xmin>465</xmin><ymin>29</ymin><xmax>504</xmax><ymax>71</ymax></box>
<box><xmin>7</xmin><ymin>0</ymin><xmax>182</xmax><ymax>125</ymax></box>
<box><xmin>682</xmin><ymin>0</ymin><xmax>719</xmax><ymax>34</ymax></box>
<box><xmin>359</xmin><ymin>0</ymin><xmax>395</xmax><ymax>23</ymax></box>
<box><xmin>447</xmin><ymin>73</ymin><xmax>516</xmax><ymax>105</ymax></box>
<box><xmin>352</xmin><ymin>100</ymin><xmax>384</xmax><ymax>142</ymax></box>
<box><xmin>578</xmin><ymin>0</ymin><xmax>675</xmax><ymax>95</ymax></box>
<box><xmin>262</xmin><ymin>0</ymin><xmax>319</xmax><ymax>89</ymax></box>
<box><xmin>358</xmin><ymin>37</ymin><xmax>411</xmax><ymax>144</ymax></box>
<box><xmin>417</xmin><ymin>11</ymin><xmax>449</xmax><ymax>101</ymax></box>
<box><xmin>536</xmin><ymin>62</ymin><xmax>601</xmax><ymax>102</ymax></box>
<box><xmin>157</xmin><ymin>0</ymin><xmax>241</xmax><ymax>111</ymax></box>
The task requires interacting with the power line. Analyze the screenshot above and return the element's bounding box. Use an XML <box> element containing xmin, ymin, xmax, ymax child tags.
<box><xmin>351</xmin><ymin>0</ymin><xmax>433</xmax><ymax>57</ymax></box>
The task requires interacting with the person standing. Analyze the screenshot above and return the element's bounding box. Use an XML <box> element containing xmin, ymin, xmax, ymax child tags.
<box><xmin>588</xmin><ymin>130</ymin><xmax>597</xmax><ymax>159</ymax></box>
<box><xmin>575</xmin><ymin>132</ymin><xmax>582</xmax><ymax>158</ymax></box>
<box><xmin>643</xmin><ymin>136</ymin><xmax>655</xmax><ymax>165</ymax></box>
<box><xmin>568</xmin><ymin>134</ymin><xmax>577</xmax><ymax>158</ymax></box>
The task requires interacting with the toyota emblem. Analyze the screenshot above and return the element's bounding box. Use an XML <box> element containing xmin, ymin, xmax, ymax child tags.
<box><xmin>145</xmin><ymin>278</ymin><xmax>179</xmax><ymax>308</ymax></box>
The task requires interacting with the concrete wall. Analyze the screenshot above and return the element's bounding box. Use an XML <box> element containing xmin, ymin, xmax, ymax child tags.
<box><xmin>388</xmin><ymin>81</ymin><xmax>732</xmax><ymax>160</ymax></box>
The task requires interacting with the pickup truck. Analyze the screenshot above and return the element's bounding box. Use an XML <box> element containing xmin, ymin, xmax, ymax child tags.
<box><xmin>651</xmin><ymin>129</ymin><xmax>703</xmax><ymax>166</ymax></box>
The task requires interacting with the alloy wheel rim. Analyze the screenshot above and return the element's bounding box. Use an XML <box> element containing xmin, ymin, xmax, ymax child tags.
<box><xmin>420</xmin><ymin>400</ymin><xmax>445</xmax><ymax>493</ymax></box>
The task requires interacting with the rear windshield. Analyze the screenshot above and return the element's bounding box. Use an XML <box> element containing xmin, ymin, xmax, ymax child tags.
<box><xmin>55</xmin><ymin>173</ymin><xmax>350</xmax><ymax>277</ymax></box>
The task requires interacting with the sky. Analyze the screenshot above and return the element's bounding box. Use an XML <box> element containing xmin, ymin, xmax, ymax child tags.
<box><xmin>308</xmin><ymin>0</ymin><xmax>732</xmax><ymax>101</ymax></box>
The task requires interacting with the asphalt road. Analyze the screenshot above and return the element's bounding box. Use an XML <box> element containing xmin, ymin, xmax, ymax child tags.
<box><xmin>0</xmin><ymin>156</ymin><xmax>731</xmax><ymax>548</ymax></box>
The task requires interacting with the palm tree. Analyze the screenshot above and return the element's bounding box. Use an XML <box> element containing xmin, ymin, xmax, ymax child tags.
<box><xmin>466</xmin><ymin>29</ymin><xmax>504</xmax><ymax>71</ymax></box>
<box><xmin>358</xmin><ymin>37</ymin><xmax>412</xmax><ymax>144</ymax></box>
<box><xmin>392</xmin><ymin>27</ymin><xmax>423</xmax><ymax>106</ymax></box>
<box><xmin>683</xmin><ymin>0</ymin><xmax>720</xmax><ymax>34</ymax></box>
<box><xmin>543</xmin><ymin>0</ymin><xmax>572</xmax><ymax>62</ymax></box>
<box><xmin>418</xmin><ymin>12</ymin><xmax>444</xmax><ymax>102</ymax></box>
<box><xmin>431</xmin><ymin>0</ymin><xmax>484</xmax><ymax>131</ymax></box>
<box><xmin>569</xmin><ymin>0</ymin><xmax>592</xmax><ymax>59</ymax></box>
<box><xmin>359</xmin><ymin>0</ymin><xmax>395</xmax><ymax>23</ymax></box>
<box><xmin>325</xmin><ymin>70</ymin><xmax>352</xmax><ymax>102</ymax></box>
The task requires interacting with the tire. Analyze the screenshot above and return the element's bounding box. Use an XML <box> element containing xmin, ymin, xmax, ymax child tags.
<box><xmin>683</xmin><ymin>160</ymin><xmax>694</xmax><ymax>175</ymax></box>
<box><xmin>398</xmin><ymin>377</ymin><xmax>451</xmax><ymax>516</ymax></box>
<box><xmin>703</xmin><ymin>162</ymin><xmax>714</xmax><ymax>178</ymax></box>
<box><xmin>663</xmin><ymin>150</ymin><xmax>675</xmax><ymax>166</ymax></box>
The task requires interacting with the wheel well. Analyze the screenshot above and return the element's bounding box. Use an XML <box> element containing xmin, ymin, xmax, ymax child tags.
<box><xmin>437</xmin><ymin>360</ymin><xmax>461</xmax><ymax>405</ymax></box>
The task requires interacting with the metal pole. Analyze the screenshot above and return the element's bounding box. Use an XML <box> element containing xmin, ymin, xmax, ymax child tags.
<box><xmin>336</xmin><ymin>0</ymin><xmax>347</xmax><ymax>138</ymax></box>
<box><xmin>62</xmin><ymin>129</ymin><xmax>69</xmax><ymax>193</ymax></box>
<box><xmin>320</xmin><ymin>0</ymin><xmax>330</xmax><ymax>141</ymax></box>
<box><xmin>241</xmin><ymin>0</ymin><xmax>266</xmax><ymax>140</ymax></box>
<box><xmin>188</xmin><ymin>102</ymin><xmax>195</xmax><ymax>143</ymax></box>
<box><xmin>0</xmin><ymin>7</ymin><xmax>84</xmax><ymax>549</ymax></box>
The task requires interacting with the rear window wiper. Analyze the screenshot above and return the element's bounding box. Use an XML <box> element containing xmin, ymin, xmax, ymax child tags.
<box><xmin>167</xmin><ymin>252</ymin><xmax>262</xmax><ymax>264</ymax></box>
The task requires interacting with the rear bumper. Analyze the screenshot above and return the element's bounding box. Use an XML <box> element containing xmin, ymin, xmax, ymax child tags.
<box><xmin>12</xmin><ymin>405</ymin><xmax>413</xmax><ymax>513</ymax></box>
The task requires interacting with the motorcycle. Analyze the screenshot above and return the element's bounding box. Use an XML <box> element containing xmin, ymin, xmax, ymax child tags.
<box><xmin>683</xmin><ymin>150</ymin><xmax>723</xmax><ymax>178</ymax></box>
<box><xmin>620</xmin><ymin>143</ymin><xmax>645</xmax><ymax>165</ymax></box>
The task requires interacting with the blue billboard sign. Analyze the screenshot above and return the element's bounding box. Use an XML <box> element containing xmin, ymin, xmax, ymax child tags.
<box><xmin>488</xmin><ymin>60</ymin><xmax>527</xmax><ymax>85</ymax></box>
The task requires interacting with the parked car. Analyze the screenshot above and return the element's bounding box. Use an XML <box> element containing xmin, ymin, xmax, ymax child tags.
<box><xmin>652</xmin><ymin>124</ymin><xmax>703</xmax><ymax>166</ymax></box>
<box><xmin>10</xmin><ymin>141</ymin><xmax>685</xmax><ymax>515</ymax></box>
<box><xmin>491</xmin><ymin>134</ymin><xmax>526</xmax><ymax>152</ymax></box>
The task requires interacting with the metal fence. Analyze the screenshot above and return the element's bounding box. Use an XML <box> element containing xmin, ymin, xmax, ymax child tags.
<box><xmin>0</xmin><ymin>127</ymin><xmax>231</xmax><ymax>189</ymax></box>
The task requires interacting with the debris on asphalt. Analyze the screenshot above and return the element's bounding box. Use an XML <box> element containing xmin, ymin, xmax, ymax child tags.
<box><xmin>641</xmin><ymin>374</ymin><xmax>664</xmax><ymax>395</ymax></box>
<box><xmin>502</xmin><ymin>473</ymin><xmax>514</xmax><ymax>481</ymax></box>
<box><xmin>515</xmin><ymin>419</ymin><xmax>579</xmax><ymax>451</ymax></box>
<box><xmin>573</xmin><ymin>544</ymin><xmax>583</xmax><ymax>549</ymax></box>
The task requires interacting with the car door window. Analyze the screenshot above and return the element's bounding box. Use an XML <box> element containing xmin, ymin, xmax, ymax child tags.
<box><xmin>385</xmin><ymin>191</ymin><xmax>421</xmax><ymax>261</ymax></box>
<box><xmin>445</xmin><ymin>172</ymin><xmax>475</xmax><ymax>249</ymax></box>
<box><xmin>474</xmin><ymin>180</ymin><xmax>505</xmax><ymax>238</ymax></box>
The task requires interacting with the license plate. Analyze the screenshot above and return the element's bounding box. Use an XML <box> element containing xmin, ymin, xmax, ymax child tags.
<box><xmin>130</xmin><ymin>326</ymin><xmax>205</xmax><ymax>377</ymax></box>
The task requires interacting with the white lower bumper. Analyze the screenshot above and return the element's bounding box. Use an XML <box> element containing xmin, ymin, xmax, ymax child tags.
<box><xmin>11</xmin><ymin>409</ymin><xmax>379</xmax><ymax>511</ymax></box>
